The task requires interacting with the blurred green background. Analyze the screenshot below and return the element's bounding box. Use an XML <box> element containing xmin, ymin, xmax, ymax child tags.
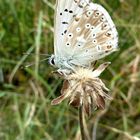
<box><xmin>0</xmin><ymin>0</ymin><xmax>140</xmax><ymax>140</ymax></box>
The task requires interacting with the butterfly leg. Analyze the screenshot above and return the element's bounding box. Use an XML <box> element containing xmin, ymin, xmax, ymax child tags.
<box><xmin>57</xmin><ymin>68</ymin><xmax>71</xmax><ymax>77</ymax></box>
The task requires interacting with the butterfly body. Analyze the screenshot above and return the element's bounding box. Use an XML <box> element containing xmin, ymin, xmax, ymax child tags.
<box><xmin>50</xmin><ymin>54</ymin><xmax>88</xmax><ymax>75</ymax></box>
<box><xmin>50</xmin><ymin>0</ymin><xmax>118</xmax><ymax>75</ymax></box>
<box><xmin>50</xmin><ymin>55</ymin><xmax>74</xmax><ymax>73</ymax></box>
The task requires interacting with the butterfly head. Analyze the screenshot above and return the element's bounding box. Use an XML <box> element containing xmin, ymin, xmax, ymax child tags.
<box><xmin>49</xmin><ymin>55</ymin><xmax>56</xmax><ymax>66</ymax></box>
<box><xmin>49</xmin><ymin>54</ymin><xmax>76</xmax><ymax>75</ymax></box>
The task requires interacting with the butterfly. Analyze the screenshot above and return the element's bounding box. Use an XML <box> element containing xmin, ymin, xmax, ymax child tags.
<box><xmin>49</xmin><ymin>0</ymin><xmax>118</xmax><ymax>75</ymax></box>
<box><xmin>50</xmin><ymin>0</ymin><xmax>118</xmax><ymax>114</ymax></box>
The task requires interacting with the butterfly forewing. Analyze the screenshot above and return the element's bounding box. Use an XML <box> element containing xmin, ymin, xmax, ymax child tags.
<box><xmin>54</xmin><ymin>0</ymin><xmax>118</xmax><ymax>67</ymax></box>
<box><xmin>54</xmin><ymin>0</ymin><xmax>90</xmax><ymax>56</ymax></box>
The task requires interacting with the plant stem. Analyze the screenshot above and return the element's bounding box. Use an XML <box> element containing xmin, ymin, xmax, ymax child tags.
<box><xmin>79</xmin><ymin>105</ymin><xmax>86</xmax><ymax>140</ymax></box>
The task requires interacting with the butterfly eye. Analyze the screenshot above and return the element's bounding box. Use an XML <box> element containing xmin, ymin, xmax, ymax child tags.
<box><xmin>85</xmin><ymin>23</ymin><xmax>91</xmax><ymax>29</ymax></box>
<box><xmin>49</xmin><ymin>56</ymin><xmax>55</xmax><ymax>66</ymax></box>
<box><xmin>76</xmin><ymin>27</ymin><xmax>81</xmax><ymax>32</ymax></box>
<box><xmin>68</xmin><ymin>33</ymin><xmax>73</xmax><ymax>39</ymax></box>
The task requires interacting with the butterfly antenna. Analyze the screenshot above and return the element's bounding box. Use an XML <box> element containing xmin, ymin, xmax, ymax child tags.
<box><xmin>23</xmin><ymin>52</ymin><xmax>51</xmax><ymax>57</ymax></box>
<box><xmin>21</xmin><ymin>57</ymin><xmax>49</xmax><ymax>69</ymax></box>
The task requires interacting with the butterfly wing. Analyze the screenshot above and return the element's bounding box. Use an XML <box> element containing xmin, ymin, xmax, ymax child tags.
<box><xmin>54</xmin><ymin>0</ymin><xmax>118</xmax><ymax>67</ymax></box>
<box><xmin>54</xmin><ymin>0</ymin><xmax>90</xmax><ymax>56</ymax></box>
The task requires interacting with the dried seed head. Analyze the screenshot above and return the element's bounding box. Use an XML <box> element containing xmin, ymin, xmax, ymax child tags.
<box><xmin>51</xmin><ymin>62</ymin><xmax>112</xmax><ymax>116</ymax></box>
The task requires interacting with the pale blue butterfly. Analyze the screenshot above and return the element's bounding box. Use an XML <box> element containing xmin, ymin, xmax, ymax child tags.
<box><xmin>49</xmin><ymin>0</ymin><xmax>118</xmax><ymax>76</ymax></box>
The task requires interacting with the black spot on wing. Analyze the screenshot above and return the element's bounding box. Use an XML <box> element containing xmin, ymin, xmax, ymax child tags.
<box><xmin>62</xmin><ymin>21</ymin><xmax>68</xmax><ymax>24</ymax></box>
<box><xmin>69</xmin><ymin>10</ymin><xmax>73</xmax><ymax>13</ymax></box>
<box><xmin>64</xmin><ymin>30</ymin><xmax>67</xmax><ymax>34</ymax></box>
<box><xmin>79</xmin><ymin>5</ymin><xmax>83</xmax><ymax>8</ymax></box>
<box><xmin>64</xmin><ymin>9</ymin><xmax>68</xmax><ymax>12</ymax></box>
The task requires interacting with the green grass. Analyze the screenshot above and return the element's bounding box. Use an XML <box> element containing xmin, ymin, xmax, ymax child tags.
<box><xmin>0</xmin><ymin>0</ymin><xmax>140</xmax><ymax>140</ymax></box>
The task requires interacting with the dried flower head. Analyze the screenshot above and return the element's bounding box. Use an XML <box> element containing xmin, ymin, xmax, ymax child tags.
<box><xmin>51</xmin><ymin>62</ymin><xmax>112</xmax><ymax>116</ymax></box>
